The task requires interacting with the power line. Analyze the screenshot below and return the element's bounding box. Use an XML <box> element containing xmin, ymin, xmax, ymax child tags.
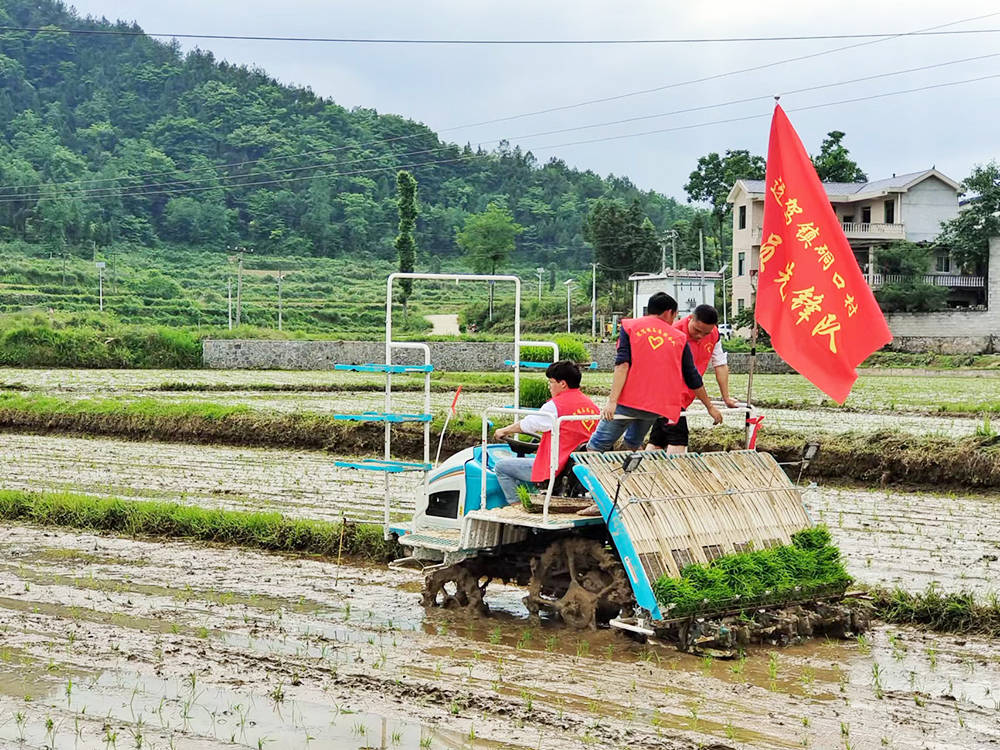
<box><xmin>4</xmin><ymin>71</ymin><xmax>996</xmax><ymax>205</ymax></box>
<box><xmin>3</xmin><ymin>11</ymin><xmax>993</xmax><ymax>197</ymax></box>
<box><xmin>5</xmin><ymin>51</ymin><xmax>998</xmax><ymax>201</ymax></box>
<box><xmin>3</xmin><ymin>25</ymin><xmax>1000</xmax><ymax>44</ymax></box>
<box><xmin>450</xmin><ymin>10</ymin><xmax>1000</xmax><ymax>128</ymax></box>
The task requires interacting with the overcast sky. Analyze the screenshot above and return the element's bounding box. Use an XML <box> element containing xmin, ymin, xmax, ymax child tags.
<box><xmin>65</xmin><ymin>1</ymin><xmax>1000</xmax><ymax>201</ymax></box>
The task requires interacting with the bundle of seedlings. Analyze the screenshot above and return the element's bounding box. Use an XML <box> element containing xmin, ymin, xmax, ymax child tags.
<box><xmin>651</xmin><ymin>526</ymin><xmax>852</xmax><ymax>618</ymax></box>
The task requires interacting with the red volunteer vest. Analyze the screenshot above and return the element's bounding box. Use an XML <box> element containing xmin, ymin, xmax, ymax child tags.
<box><xmin>531</xmin><ymin>388</ymin><xmax>600</xmax><ymax>482</ymax></box>
<box><xmin>674</xmin><ymin>316</ymin><xmax>720</xmax><ymax>408</ymax></box>
<box><xmin>617</xmin><ymin>315</ymin><xmax>686</xmax><ymax>422</ymax></box>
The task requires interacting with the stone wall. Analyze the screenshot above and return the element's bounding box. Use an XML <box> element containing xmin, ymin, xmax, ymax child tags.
<box><xmin>203</xmin><ymin>338</ymin><xmax>795</xmax><ymax>373</ymax></box>
<box><xmin>882</xmin><ymin>236</ymin><xmax>998</xmax><ymax>354</ymax></box>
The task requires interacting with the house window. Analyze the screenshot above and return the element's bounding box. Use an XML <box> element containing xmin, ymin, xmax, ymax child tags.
<box><xmin>737</xmin><ymin>298</ymin><xmax>745</xmax><ymax>314</ymax></box>
<box><xmin>861</xmin><ymin>206</ymin><xmax>871</xmax><ymax>224</ymax></box>
<box><xmin>935</xmin><ymin>251</ymin><xmax>950</xmax><ymax>273</ymax></box>
<box><xmin>738</xmin><ymin>252</ymin><xmax>746</xmax><ymax>276</ymax></box>
<box><xmin>884</xmin><ymin>200</ymin><xmax>895</xmax><ymax>224</ymax></box>
<box><xmin>738</xmin><ymin>205</ymin><xmax>747</xmax><ymax>229</ymax></box>
<box><xmin>842</xmin><ymin>214</ymin><xmax>854</xmax><ymax>224</ymax></box>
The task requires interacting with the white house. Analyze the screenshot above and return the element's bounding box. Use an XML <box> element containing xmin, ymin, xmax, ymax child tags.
<box><xmin>726</xmin><ymin>169</ymin><xmax>978</xmax><ymax>316</ymax></box>
<box><xmin>629</xmin><ymin>270</ymin><xmax>721</xmax><ymax>319</ymax></box>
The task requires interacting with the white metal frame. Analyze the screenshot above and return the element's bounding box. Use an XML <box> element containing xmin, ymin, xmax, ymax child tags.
<box><xmin>481</xmin><ymin>402</ymin><xmax>757</xmax><ymax>524</ymax></box>
<box><xmin>384</xmin><ymin>273</ymin><xmax>522</xmax><ymax>538</ymax></box>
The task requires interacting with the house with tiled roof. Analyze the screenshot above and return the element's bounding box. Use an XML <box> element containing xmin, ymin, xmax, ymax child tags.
<box><xmin>725</xmin><ymin>168</ymin><xmax>986</xmax><ymax>316</ymax></box>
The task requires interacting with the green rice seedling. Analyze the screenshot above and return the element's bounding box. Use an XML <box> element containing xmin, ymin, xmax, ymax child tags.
<box><xmin>516</xmin><ymin>627</ymin><xmax>533</xmax><ymax>649</ymax></box>
<box><xmin>488</xmin><ymin>626</ymin><xmax>501</xmax><ymax>645</ymax></box>
<box><xmin>730</xmin><ymin>656</ymin><xmax>746</xmax><ymax>676</ymax></box>
<box><xmin>871</xmin><ymin>662</ymin><xmax>884</xmax><ymax>699</ymax></box>
<box><xmin>651</xmin><ymin>526</ymin><xmax>851</xmax><ymax>616</ymax></box>
<box><xmin>516</xmin><ymin>485</ymin><xmax>539</xmax><ymax>514</ymax></box>
<box><xmin>420</xmin><ymin>738</ymin><xmax>432</xmax><ymax>749</ymax></box>
<box><xmin>576</xmin><ymin>640</ymin><xmax>590</xmax><ymax>658</ymax></box>
<box><xmin>520</xmin><ymin>689</ymin><xmax>533</xmax><ymax>712</ymax></box>
<box><xmin>544</xmin><ymin>635</ymin><xmax>557</xmax><ymax>653</ymax></box>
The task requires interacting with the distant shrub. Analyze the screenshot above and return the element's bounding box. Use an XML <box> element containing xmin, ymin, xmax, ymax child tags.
<box><xmin>519</xmin><ymin>377</ymin><xmax>551</xmax><ymax>409</ymax></box>
<box><xmin>521</xmin><ymin>335</ymin><xmax>590</xmax><ymax>363</ymax></box>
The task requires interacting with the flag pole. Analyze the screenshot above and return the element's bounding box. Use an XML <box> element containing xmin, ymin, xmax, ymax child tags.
<box><xmin>745</xmin><ymin>95</ymin><xmax>780</xmax><ymax>449</ymax></box>
<box><xmin>745</xmin><ymin>269</ymin><xmax>759</xmax><ymax>448</ymax></box>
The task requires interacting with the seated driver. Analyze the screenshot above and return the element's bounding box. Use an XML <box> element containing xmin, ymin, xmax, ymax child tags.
<box><xmin>493</xmin><ymin>360</ymin><xmax>599</xmax><ymax>505</ymax></box>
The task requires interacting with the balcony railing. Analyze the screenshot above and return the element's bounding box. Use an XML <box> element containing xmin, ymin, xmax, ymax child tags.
<box><xmin>842</xmin><ymin>222</ymin><xmax>906</xmax><ymax>239</ymax></box>
<box><xmin>868</xmin><ymin>274</ymin><xmax>984</xmax><ymax>289</ymax></box>
<box><xmin>749</xmin><ymin>222</ymin><xmax>905</xmax><ymax>243</ymax></box>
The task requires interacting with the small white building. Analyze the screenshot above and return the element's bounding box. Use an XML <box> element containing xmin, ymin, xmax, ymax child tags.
<box><xmin>629</xmin><ymin>270</ymin><xmax>721</xmax><ymax>319</ymax></box>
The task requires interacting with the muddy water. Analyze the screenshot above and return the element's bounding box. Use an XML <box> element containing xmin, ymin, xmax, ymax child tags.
<box><xmin>4</xmin><ymin>432</ymin><xmax>997</xmax><ymax>601</ymax></box>
<box><xmin>4</xmin><ymin>366</ymin><xmax>998</xmax><ymax>414</ymax></box>
<box><xmin>0</xmin><ymin>433</ymin><xmax>423</xmax><ymax>524</ymax></box>
<box><xmin>15</xmin><ymin>387</ymin><xmax>986</xmax><ymax>436</ymax></box>
<box><xmin>807</xmin><ymin>486</ymin><xmax>1000</xmax><ymax>599</ymax></box>
<box><xmin>0</xmin><ymin>526</ymin><xmax>997</xmax><ymax>750</ymax></box>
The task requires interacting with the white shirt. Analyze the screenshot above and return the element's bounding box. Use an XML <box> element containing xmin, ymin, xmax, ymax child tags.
<box><xmin>519</xmin><ymin>400</ymin><xmax>557</xmax><ymax>434</ymax></box>
<box><xmin>709</xmin><ymin>338</ymin><xmax>728</xmax><ymax>368</ymax></box>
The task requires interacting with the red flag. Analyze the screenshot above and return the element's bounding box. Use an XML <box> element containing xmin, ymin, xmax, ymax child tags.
<box><xmin>755</xmin><ymin>104</ymin><xmax>892</xmax><ymax>403</ymax></box>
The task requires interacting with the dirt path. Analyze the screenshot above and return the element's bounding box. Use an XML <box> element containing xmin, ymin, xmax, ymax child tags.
<box><xmin>426</xmin><ymin>314</ymin><xmax>461</xmax><ymax>336</ymax></box>
<box><xmin>0</xmin><ymin>526</ymin><xmax>997</xmax><ymax>750</ymax></box>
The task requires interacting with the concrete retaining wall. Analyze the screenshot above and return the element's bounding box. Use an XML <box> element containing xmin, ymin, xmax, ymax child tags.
<box><xmin>203</xmin><ymin>339</ymin><xmax>795</xmax><ymax>373</ymax></box>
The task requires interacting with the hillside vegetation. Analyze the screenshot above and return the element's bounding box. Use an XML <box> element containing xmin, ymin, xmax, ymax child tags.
<box><xmin>0</xmin><ymin>0</ymin><xmax>697</xmax><ymax>271</ymax></box>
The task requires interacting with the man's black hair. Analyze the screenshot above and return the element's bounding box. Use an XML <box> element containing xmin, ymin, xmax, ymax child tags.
<box><xmin>692</xmin><ymin>304</ymin><xmax>719</xmax><ymax>326</ymax></box>
<box><xmin>546</xmin><ymin>360</ymin><xmax>582</xmax><ymax>389</ymax></box>
<box><xmin>647</xmin><ymin>292</ymin><xmax>678</xmax><ymax>316</ymax></box>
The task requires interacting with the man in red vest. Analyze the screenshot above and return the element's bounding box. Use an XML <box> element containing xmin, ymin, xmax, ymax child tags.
<box><xmin>587</xmin><ymin>292</ymin><xmax>722</xmax><ymax>453</ymax></box>
<box><xmin>492</xmin><ymin>360</ymin><xmax>600</xmax><ymax>505</ymax></box>
<box><xmin>647</xmin><ymin>304</ymin><xmax>739</xmax><ymax>453</ymax></box>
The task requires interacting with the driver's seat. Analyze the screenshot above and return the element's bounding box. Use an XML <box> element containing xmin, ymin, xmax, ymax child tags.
<box><xmin>551</xmin><ymin>442</ymin><xmax>590</xmax><ymax>497</ymax></box>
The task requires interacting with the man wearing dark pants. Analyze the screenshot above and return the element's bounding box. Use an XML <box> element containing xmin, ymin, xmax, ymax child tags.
<box><xmin>647</xmin><ymin>304</ymin><xmax>739</xmax><ymax>453</ymax></box>
<box><xmin>580</xmin><ymin>293</ymin><xmax>722</xmax><ymax>517</ymax></box>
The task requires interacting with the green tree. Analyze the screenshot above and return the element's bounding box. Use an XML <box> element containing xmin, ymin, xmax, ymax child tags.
<box><xmin>583</xmin><ymin>198</ymin><xmax>660</xmax><ymax>310</ymax></box>
<box><xmin>811</xmin><ymin>131</ymin><xmax>867</xmax><ymax>183</ymax></box>
<box><xmin>937</xmin><ymin>161</ymin><xmax>1000</xmax><ymax>271</ymax></box>
<box><xmin>394</xmin><ymin>171</ymin><xmax>417</xmax><ymax>312</ymax></box>
<box><xmin>455</xmin><ymin>201</ymin><xmax>523</xmax><ymax>274</ymax></box>
<box><xmin>873</xmin><ymin>241</ymin><xmax>947</xmax><ymax>312</ymax></box>
<box><xmin>684</xmin><ymin>150</ymin><xmax>765</xmax><ymax>264</ymax></box>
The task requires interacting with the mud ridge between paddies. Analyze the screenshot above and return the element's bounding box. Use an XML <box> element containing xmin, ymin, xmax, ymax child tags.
<box><xmin>1</xmin><ymin>393</ymin><xmax>998</xmax><ymax>489</ymax></box>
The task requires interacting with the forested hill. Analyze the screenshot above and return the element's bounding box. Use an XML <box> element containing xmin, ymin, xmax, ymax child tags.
<box><xmin>0</xmin><ymin>0</ymin><xmax>699</xmax><ymax>268</ymax></box>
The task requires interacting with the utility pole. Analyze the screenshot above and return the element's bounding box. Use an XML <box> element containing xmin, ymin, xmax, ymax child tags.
<box><xmin>719</xmin><ymin>263</ymin><xmax>729</xmax><ymax>326</ymax></box>
<box><xmin>589</xmin><ymin>262</ymin><xmax>598</xmax><ymax>340</ymax></box>
<box><xmin>95</xmin><ymin>261</ymin><xmax>105</xmax><ymax>311</ymax></box>
<box><xmin>230</xmin><ymin>245</ymin><xmax>252</xmax><ymax>327</ymax></box>
<box><xmin>670</xmin><ymin>230</ymin><xmax>679</xmax><ymax>302</ymax></box>
<box><xmin>563</xmin><ymin>279</ymin><xmax>575</xmax><ymax>333</ymax></box>
<box><xmin>535</xmin><ymin>266</ymin><xmax>545</xmax><ymax>301</ymax></box>
<box><xmin>227</xmin><ymin>278</ymin><xmax>233</xmax><ymax>330</ymax></box>
<box><xmin>698</xmin><ymin>230</ymin><xmax>706</xmax><ymax>306</ymax></box>
<box><xmin>277</xmin><ymin>270</ymin><xmax>283</xmax><ymax>331</ymax></box>
<box><xmin>236</xmin><ymin>253</ymin><xmax>243</xmax><ymax>327</ymax></box>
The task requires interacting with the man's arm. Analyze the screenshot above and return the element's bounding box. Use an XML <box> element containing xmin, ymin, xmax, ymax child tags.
<box><xmin>682</xmin><ymin>344</ymin><xmax>722</xmax><ymax>424</ymax></box>
<box><xmin>601</xmin><ymin>327</ymin><xmax>632</xmax><ymax>422</ymax></box>
<box><xmin>603</xmin><ymin>362</ymin><xmax>629</xmax><ymax>422</ymax></box>
<box><xmin>714</xmin><ymin>364</ymin><xmax>739</xmax><ymax>408</ymax></box>
<box><xmin>495</xmin><ymin>402</ymin><xmax>556</xmax><ymax>438</ymax></box>
<box><xmin>709</xmin><ymin>339</ymin><xmax>739</xmax><ymax>408</ymax></box>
